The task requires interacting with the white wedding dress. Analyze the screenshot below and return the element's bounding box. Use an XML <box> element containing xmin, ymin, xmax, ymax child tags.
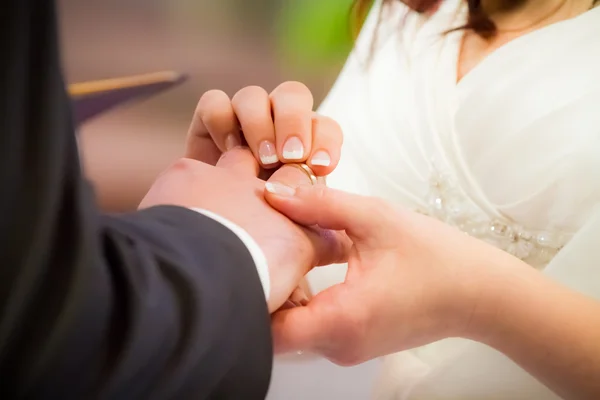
<box><xmin>305</xmin><ymin>0</ymin><xmax>600</xmax><ymax>398</ymax></box>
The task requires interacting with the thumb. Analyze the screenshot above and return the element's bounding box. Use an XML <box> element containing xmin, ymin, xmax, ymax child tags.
<box><xmin>271</xmin><ymin>291</ymin><xmax>341</xmax><ymax>355</ymax></box>
<box><xmin>272</xmin><ymin>286</ymin><xmax>364</xmax><ymax>365</ymax></box>
<box><xmin>264</xmin><ymin>182</ymin><xmax>388</xmax><ymax>246</ymax></box>
<box><xmin>266</xmin><ymin>165</ymin><xmax>352</xmax><ymax>266</ymax></box>
<box><xmin>271</xmin><ymin>306</ymin><xmax>326</xmax><ymax>354</ymax></box>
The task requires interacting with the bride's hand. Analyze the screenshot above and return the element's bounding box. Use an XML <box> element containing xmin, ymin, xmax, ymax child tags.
<box><xmin>263</xmin><ymin>183</ymin><xmax>515</xmax><ymax>365</ymax></box>
<box><xmin>184</xmin><ymin>81</ymin><xmax>343</xmax><ymax>177</ymax></box>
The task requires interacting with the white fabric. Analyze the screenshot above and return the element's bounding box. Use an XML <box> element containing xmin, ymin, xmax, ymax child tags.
<box><xmin>307</xmin><ymin>0</ymin><xmax>600</xmax><ymax>398</ymax></box>
<box><xmin>190</xmin><ymin>208</ymin><xmax>270</xmax><ymax>300</ymax></box>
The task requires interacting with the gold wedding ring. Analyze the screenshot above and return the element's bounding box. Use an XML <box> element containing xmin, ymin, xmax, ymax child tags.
<box><xmin>288</xmin><ymin>163</ymin><xmax>319</xmax><ymax>186</ymax></box>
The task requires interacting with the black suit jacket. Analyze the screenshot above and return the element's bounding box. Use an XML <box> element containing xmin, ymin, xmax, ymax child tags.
<box><xmin>0</xmin><ymin>1</ymin><xmax>272</xmax><ymax>399</ymax></box>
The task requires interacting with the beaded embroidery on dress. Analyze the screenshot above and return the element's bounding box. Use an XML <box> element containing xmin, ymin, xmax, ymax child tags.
<box><xmin>306</xmin><ymin>0</ymin><xmax>600</xmax><ymax>398</ymax></box>
<box><xmin>421</xmin><ymin>166</ymin><xmax>569</xmax><ymax>268</ymax></box>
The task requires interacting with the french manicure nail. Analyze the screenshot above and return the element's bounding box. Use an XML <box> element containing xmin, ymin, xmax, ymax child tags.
<box><xmin>225</xmin><ymin>134</ymin><xmax>240</xmax><ymax>151</ymax></box>
<box><xmin>310</xmin><ymin>150</ymin><xmax>331</xmax><ymax>167</ymax></box>
<box><xmin>282</xmin><ymin>136</ymin><xmax>304</xmax><ymax>160</ymax></box>
<box><xmin>259</xmin><ymin>140</ymin><xmax>279</xmax><ymax>165</ymax></box>
<box><xmin>265</xmin><ymin>182</ymin><xmax>296</xmax><ymax>197</ymax></box>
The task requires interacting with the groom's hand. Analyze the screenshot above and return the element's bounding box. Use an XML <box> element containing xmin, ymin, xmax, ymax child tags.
<box><xmin>139</xmin><ymin>148</ymin><xmax>350</xmax><ymax>312</ymax></box>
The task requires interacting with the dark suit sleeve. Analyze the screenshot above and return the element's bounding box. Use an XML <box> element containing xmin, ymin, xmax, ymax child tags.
<box><xmin>0</xmin><ymin>2</ymin><xmax>272</xmax><ymax>399</ymax></box>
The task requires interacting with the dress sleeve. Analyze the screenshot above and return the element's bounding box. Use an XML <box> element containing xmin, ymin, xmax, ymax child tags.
<box><xmin>0</xmin><ymin>2</ymin><xmax>272</xmax><ymax>399</ymax></box>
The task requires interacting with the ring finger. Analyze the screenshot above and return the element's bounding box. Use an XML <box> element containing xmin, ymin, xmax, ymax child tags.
<box><xmin>306</xmin><ymin>114</ymin><xmax>343</xmax><ymax>176</ymax></box>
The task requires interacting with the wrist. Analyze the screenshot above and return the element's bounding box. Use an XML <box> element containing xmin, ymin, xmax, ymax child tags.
<box><xmin>458</xmin><ymin>250</ymin><xmax>537</xmax><ymax>345</ymax></box>
<box><xmin>189</xmin><ymin>207</ymin><xmax>271</xmax><ymax>303</ymax></box>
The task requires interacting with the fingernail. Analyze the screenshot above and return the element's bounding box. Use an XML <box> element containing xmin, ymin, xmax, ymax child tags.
<box><xmin>282</xmin><ymin>136</ymin><xmax>304</xmax><ymax>160</ymax></box>
<box><xmin>225</xmin><ymin>134</ymin><xmax>240</xmax><ymax>151</ymax></box>
<box><xmin>259</xmin><ymin>140</ymin><xmax>279</xmax><ymax>165</ymax></box>
<box><xmin>310</xmin><ymin>150</ymin><xmax>331</xmax><ymax>167</ymax></box>
<box><xmin>265</xmin><ymin>182</ymin><xmax>296</xmax><ymax>197</ymax></box>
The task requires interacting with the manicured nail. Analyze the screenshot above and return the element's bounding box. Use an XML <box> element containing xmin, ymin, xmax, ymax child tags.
<box><xmin>225</xmin><ymin>134</ymin><xmax>240</xmax><ymax>151</ymax></box>
<box><xmin>282</xmin><ymin>136</ymin><xmax>304</xmax><ymax>160</ymax></box>
<box><xmin>258</xmin><ymin>140</ymin><xmax>279</xmax><ymax>165</ymax></box>
<box><xmin>310</xmin><ymin>150</ymin><xmax>331</xmax><ymax>167</ymax></box>
<box><xmin>265</xmin><ymin>182</ymin><xmax>296</xmax><ymax>197</ymax></box>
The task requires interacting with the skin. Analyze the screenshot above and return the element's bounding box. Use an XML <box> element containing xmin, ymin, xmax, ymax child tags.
<box><xmin>139</xmin><ymin>1</ymin><xmax>600</xmax><ymax>395</ymax></box>
<box><xmin>174</xmin><ymin>0</ymin><xmax>599</xmax><ymax>314</ymax></box>
<box><xmin>86</xmin><ymin>0</ymin><xmax>596</xmax><ymax>213</ymax></box>
<box><xmin>264</xmin><ymin>183</ymin><xmax>600</xmax><ymax>400</ymax></box>
<box><xmin>458</xmin><ymin>0</ymin><xmax>595</xmax><ymax>80</ymax></box>
<box><xmin>186</xmin><ymin>0</ymin><xmax>597</xmax><ymax>181</ymax></box>
<box><xmin>185</xmin><ymin>81</ymin><xmax>343</xmax><ymax>177</ymax></box>
<box><xmin>184</xmin><ymin>1</ymin><xmax>597</xmax><ymax>306</ymax></box>
<box><xmin>139</xmin><ymin>150</ymin><xmax>350</xmax><ymax>312</ymax></box>
<box><xmin>184</xmin><ymin>81</ymin><xmax>343</xmax><ymax>298</ymax></box>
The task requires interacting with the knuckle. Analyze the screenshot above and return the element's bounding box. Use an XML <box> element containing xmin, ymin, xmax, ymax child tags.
<box><xmin>312</xmin><ymin>114</ymin><xmax>340</xmax><ymax>130</ymax></box>
<box><xmin>271</xmin><ymin>81</ymin><xmax>314</xmax><ymax>108</ymax></box>
<box><xmin>169</xmin><ymin>157</ymin><xmax>198</xmax><ymax>173</ymax></box>
<box><xmin>158</xmin><ymin>158</ymin><xmax>199</xmax><ymax>184</ymax></box>
<box><xmin>196</xmin><ymin>90</ymin><xmax>232</xmax><ymax>125</ymax></box>
<box><xmin>312</xmin><ymin>115</ymin><xmax>343</xmax><ymax>144</ymax></box>
<box><xmin>232</xmin><ymin>85</ymin><xmax>269</xmax><ymax>105</ymax></box>
<box><xmin>231</xmin><ymin>87</ymin><xmax>272</xmax><ymax>130</ymax></box>
<box><xmin>276</xmin><ymin>81</ymin><xmax>310</xmax><ymax>95</ymax></box>
<box><xmin>197</xmin><ymin>89</ymin><xmax>228</xmax><ymax>111</ymax></box>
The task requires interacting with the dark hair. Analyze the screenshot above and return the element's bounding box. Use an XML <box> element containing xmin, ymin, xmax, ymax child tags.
<box><xmin>352</xmin><ymin>0</ymin><xmax>521</xmax><ymax>38</ymax></box>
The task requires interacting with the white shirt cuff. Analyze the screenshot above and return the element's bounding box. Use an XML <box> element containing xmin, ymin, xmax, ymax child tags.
<box><xmin>189</xmin><ymin>208</ymin><xmax>270</xmax><ymax>301</ymax></box>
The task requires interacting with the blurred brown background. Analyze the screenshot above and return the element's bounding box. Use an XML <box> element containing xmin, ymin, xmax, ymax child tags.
<box><xmin>59</xmin><ymin>2</ymin><xmax>380</xmax><ymax>398</ymax></box>
<box><xmin>59</xmin><ymin>0</ymin><xmax>350</xmax><ymax>212</ymax></box>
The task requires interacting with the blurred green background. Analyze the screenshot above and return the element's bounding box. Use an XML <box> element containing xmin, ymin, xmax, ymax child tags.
<box><xmin>59</xmin><ymin>0</ymin><xmax>364</xmax><ymax>211</ymax></box>
<box><xmin>276</xmin><ymin>0</ymin><xmax>356</xmax><ymax>74</ymax></box>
